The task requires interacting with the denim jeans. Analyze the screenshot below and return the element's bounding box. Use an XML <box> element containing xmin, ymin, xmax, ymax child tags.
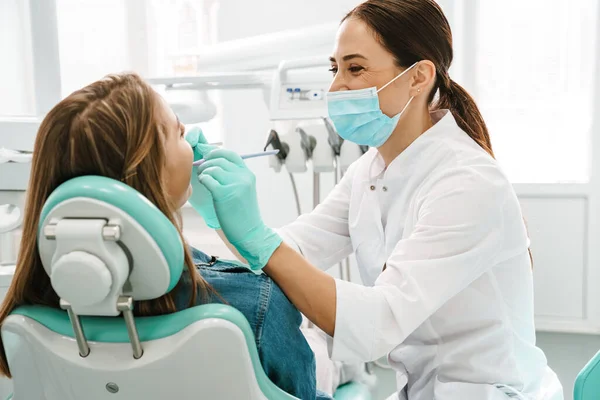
<box><xmin>175</xmin><ymin>247</ymin><xmax>333</xmax><ymax>400</ymax></box>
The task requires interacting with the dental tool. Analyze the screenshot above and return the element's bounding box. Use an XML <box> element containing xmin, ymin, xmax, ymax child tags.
<box><xmin>192</xmin><ymin>149</ymin><xmax>280</xmax><ymax>167</ymax></box>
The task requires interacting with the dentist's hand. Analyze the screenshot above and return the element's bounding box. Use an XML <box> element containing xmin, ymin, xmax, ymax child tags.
<box><xmin>185</xmin><ymin>127</ymin><xmax>220</xmax><ymax>229</ymax></box>
<box><xmin>197</xmin><ymin>149</ymin><xmax>282</xmax><ymax>270</ymax></box>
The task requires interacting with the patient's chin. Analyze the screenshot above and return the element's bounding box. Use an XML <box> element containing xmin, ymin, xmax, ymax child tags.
<box><xmin>179</xmin><ymin>184</ymin><xmax>193</xmax><ymax>209</ymax></box>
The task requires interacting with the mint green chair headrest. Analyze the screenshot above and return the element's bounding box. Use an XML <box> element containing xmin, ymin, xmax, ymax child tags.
<box><xmin>38</xmin><ymin>175</ymin><xmax>184</xmax><ymax>292</ymax></box>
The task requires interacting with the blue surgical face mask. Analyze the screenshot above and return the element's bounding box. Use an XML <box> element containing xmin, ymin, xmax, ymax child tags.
<box><xmin>326</xmin><ymin>62</ymin><xmax>419</xmax><ymax>148</ymax></box>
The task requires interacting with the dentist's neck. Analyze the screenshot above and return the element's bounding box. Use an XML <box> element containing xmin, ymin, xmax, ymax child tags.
<box><xmin>377</xmin><ymin>105</ymin><xmax>433</xmax><ymax>167</ymax></box>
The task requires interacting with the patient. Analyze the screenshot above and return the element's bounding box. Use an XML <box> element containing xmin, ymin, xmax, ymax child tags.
<box><xmin>0</xmin><ymin>73</ymin><xmax>331</xmax><ymax>400</ymax></box>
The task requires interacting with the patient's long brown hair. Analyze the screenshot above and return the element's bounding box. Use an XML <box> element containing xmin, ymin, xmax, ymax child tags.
<box><xmin>0</xmin><ymin>73</ymin><xmax>211</xmax><ymax>377</ymax></box>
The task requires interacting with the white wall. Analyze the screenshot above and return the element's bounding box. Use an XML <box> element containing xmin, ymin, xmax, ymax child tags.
<box><xmin>215</xmin><ymin>0</ymin><xmax>358</xmax><ymax>41</ymax></box>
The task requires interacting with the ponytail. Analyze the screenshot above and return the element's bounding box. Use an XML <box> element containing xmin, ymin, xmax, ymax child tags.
<box><xmin>434</xmin><ymin>75</ymin><xmax>494</xmax><ymax>158</ymax></box>
<box><xmin>434</xmin><ymin>73</ymin><xmax>533</xmax><ymax>268</ymax></box>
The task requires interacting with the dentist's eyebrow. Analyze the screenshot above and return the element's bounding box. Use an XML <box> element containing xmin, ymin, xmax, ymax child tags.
<box><xmin>329</xmin><ymin>54</ymin><xmax>368</xmax><ymax>62</ymax></box>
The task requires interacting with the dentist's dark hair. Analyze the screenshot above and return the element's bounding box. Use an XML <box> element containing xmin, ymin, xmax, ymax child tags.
<box><xmin>343</xmin><ymin>0</ymin><xmax>494</xmax><ymax>158</ymax></box>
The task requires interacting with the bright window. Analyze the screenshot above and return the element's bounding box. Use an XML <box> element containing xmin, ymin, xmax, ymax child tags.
<box><xmin>0</xmin><ymin>0</ymin><xmax>35</xmax><ymax>117</ymax></box>
<box><xmin>474</xmin><ymin>0</ymin><xmax>598</xmax><ymax>183</ymax></box>
<box><xmin>0</xmin><ymin>0</ymin><xmax>222</xmax><ymax>135</ymax></box>
<box><xmin>56</xmin><ymin>0</ymin><xmax>131</xmax><ymax>96</ymax></box>
<box><xmin>148</xmin><ymin>0</ymin><xmax>215</xmax><ymax>76</ymax></box>
<box><xmin>55</xmin><ymin>0</ymin><xmax>215</xmax><ymax>96</ymax></box>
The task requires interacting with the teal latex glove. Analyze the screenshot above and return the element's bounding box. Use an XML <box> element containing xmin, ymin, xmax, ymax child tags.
<box><xmin>185</xmin><ymin>127</ymin><xmax>220</xmax><ymax>229</ymax></box>
<box><xmin>197</xmin><ymin>149</ymin><xmax>282</xmax><ymax>270</ymax></box>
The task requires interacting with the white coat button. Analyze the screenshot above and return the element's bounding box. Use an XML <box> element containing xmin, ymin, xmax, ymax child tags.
<box><xmin>382</xmin><ymin>186</ymin><xmax>388</xmax><ymax>192</ymax></box>
<box><xmin>370</xmin><ymin>185</ymin><xmax>376</xmax><ymax>191</ymax></box>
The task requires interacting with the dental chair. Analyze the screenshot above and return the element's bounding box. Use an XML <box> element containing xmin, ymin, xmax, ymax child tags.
<box><xmin>574</xmin><ymin>350</ymin><xmax>600</xmax><ymax>400</ymax></box>
<box><xmin>1</xmin><ymin>176</ymin><xmax>371</xmax><ymax>400</ymax></box>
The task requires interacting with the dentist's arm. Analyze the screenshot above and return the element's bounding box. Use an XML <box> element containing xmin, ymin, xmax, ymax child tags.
<box><xmin>264</xmin><ymin>243</ymin><xmax>337</xmax><ymax>335</ymax></box>
<box><xmin>217</xmin><ymin>158</ymin><xmax>357</xmax><ymax>269</ymax></box>
<box><xmin>197</xmin><ymin>149</ymin><xmax>338</xmax><ymax>335</ymax></box>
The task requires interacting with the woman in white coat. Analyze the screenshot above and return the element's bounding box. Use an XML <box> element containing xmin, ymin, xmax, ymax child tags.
<box><xmin>195</xmin><ymin>0</ymin><xmax>563</xmax><ymax>398</ymax></box>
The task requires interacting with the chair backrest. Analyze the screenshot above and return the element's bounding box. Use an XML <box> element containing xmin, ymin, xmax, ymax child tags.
<box><xmin>574</xmin><ymin>350</ymin><xmax>600</xmax><ymax>400</ymax></box>
<box><xmin>1</xmin><ymin>176</ymin><xmax>298</xmax><ymax>400</ymax></box>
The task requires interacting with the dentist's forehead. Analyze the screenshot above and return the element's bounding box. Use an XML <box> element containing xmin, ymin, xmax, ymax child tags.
<box><xmin>331</xmin><ymin>18</ymin><xmax>393</xmax><ymax>64</ymax></box>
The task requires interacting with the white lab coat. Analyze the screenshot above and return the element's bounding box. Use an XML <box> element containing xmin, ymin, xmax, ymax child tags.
<box><xmin>278</xmin><ymin>110</ymin><xmax>563</xmax><ymax>400</ymax></box>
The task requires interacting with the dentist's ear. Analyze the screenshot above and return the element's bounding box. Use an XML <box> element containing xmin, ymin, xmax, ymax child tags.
<box><xmin>408</xmin><ymin>61</ymin><xmax>436</xmax><ymax>96</ymax></box>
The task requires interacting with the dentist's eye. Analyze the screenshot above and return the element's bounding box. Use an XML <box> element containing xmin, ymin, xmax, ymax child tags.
<box><xmin>349</xmin><ymin>66</ymin><xmax>364</xmax><ymax>74</ymax></box>
<box><xmin>328</xmin><ymin>66</ymin><xmax>338</xmax><ymax>75</ymax></box>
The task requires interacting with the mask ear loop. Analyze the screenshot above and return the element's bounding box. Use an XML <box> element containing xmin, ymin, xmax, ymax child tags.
<box><xmin>397</xmin><ymin>95</ymin><xmax>415</xmax><ymax>116</ymax></box>
<box><xmin>377</xmin><ymin>61</ymin><xmax>420</xmax><ymax>93</ymax></box>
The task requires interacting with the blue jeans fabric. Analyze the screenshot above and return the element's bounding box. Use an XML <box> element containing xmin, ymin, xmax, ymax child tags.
<box><xmin>175</xmin><ymin>247</ymin><xmax>333</xmax><ymax>400</ymax></box>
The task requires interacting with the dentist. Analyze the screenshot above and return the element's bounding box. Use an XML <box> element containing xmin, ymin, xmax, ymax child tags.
<box><xmin>195</xmin><ymin>0</ymin><xmax>562</xmax><ymax>399</ymax></box>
